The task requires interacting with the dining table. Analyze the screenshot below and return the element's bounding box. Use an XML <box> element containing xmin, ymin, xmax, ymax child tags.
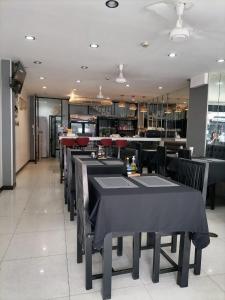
<box><xmin>67</xmin><ymin>150</ymin><xmax>125</xmax><ymax>220</ymax></box>
<box><xmin>87</xmin><ymin>174</ymin><xmax>210</xmax><ymax>299</ymax></box>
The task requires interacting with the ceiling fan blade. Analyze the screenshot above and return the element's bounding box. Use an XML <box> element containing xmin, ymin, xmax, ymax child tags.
<box><xmin>146</xmin><ymin>0</ymin><xmax>176</xmax><ymax>23</ymax></box>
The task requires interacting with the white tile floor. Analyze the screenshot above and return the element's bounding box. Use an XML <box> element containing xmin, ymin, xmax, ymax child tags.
<box><xmin>0</xmin><ymin>159</ymin><xmax>224</xmax><ymax>300</ymax></box>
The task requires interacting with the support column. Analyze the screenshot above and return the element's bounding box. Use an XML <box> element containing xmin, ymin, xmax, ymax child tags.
<box><xmin>1</xmin><ymin>59</ymin><xmax>16</xmax><ymax>188</ymax></box>
<box><xmin>187</xmin><ymin>75</ymin><xmax>209</xmax><ymax>157</ymax></box>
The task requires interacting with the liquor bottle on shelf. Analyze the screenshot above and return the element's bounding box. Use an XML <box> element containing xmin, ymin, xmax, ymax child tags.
<box><xmin>131</xmin><ymin>156</ymin><xmax>137</xmax><ymax>174</ymax></box>
<box><xmin>126</xmin><ymin>157</ymin><xmax>132</xmax><ymax>176</ymax></box>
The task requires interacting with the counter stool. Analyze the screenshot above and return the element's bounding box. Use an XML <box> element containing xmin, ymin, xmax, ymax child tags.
<box><xmin>115</xmin><ymin>140</ymin><xmax>128</xmax><ymax>159</ymax></box>
<box><xmin>100</xmin><ymin>138</ymin><xmax>112</xmax><ymax>157</ymax></box>
<box><xmin>76</xmin><ymin>137</ymin><xmax>90</xmax><ymax>150</ymax></box>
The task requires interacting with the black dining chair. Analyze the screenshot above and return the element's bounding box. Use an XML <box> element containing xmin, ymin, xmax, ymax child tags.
<box><xmin>74</xmin><ymin>157</ymin><xmax>140</xmax><ymax>299</ymax></box>
<box><xmin>156</xmin><ymin>146</ymin><xmax>167</xmax><ymax>176</ymax></box>
<box><xmin>152</xmin><ymin>158</ymin><xmax>209</xmax><ymax>284</ymax></box>
<box><xmin>178</xmin><ymin>149</ymin><xmax>192</xmax><ymax>159</ymax></box>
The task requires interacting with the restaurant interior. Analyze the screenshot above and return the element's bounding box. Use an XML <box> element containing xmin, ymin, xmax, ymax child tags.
<box><xmin>0</xmin><ymin>0</ymin><xmax>225</xmax><ymax>299</ymax></box>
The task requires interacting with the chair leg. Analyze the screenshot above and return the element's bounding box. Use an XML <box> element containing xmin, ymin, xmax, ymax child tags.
<box><xmin>171</xmin><ymin>234</ymin><xmax>177</xmax><ymax>253</ymax></box>
<box><xmin>117</xmin><ymin>237</ymin><xmax>123</xmax><ymax>256</ymax></box>
<box><xmin>132</xmin><ymin>233</ymin><xmax>140</xmax><ymax>280</ymax></box>
<box><xmin>64</xmin><ymin>181</ymin><xmax>67</xmax><ymax>204</ymax></box>
<box><xmin>139</xmin><ymin>233</ymin><xmax>142</xmax><ymax>258</ymax></box>
<box><xmin>194</xmin><ymin>248</ymin><xmax>202</xmax><ymax>275</ymax></box>
<box><xmin>117</xmin><ymin>147</ymin><xmax>120</xmax><ymax>159</ymax></box>
<box><xmin>177</xmin><ymin>232</ymin><xmax>191</xmax><ymax>287</ymax></box>
<box><xmin>77</xmin><ymin>215</ymin><xmax>83</xmax><ymax>264</ymax></box>
<box><xmin>70</xmin><ymin>193</ymin><xmax>75</xmax><ymax>221</ymax></box>
<box><xmin>152</xmin><ymin>232</ymin><xmax>161</xmax><ymax>283</ymax></box>
<box><xmin>85</xmin><ymin>234</ymin><xmax>93</xmax><ymax>290</ymax></box>
<box><xmin>102</xmin><ymin>233</ymin><xmax>112</xmax><ymax>300</ymax></box>
<box><xmin>146</xmin><ymin>232</ymin><xmax>154</xmax><ymax>248</ymax></box>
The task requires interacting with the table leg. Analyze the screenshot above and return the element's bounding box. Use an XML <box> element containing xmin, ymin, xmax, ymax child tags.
<box><xmin>171</xmin><ymin>234</ymin><xmax>177</xmax><ymax>253</ymax></box>
<box><xmin>177</xmin><ymin>232</ymin><xmax>191</xmax><ymax>287</ymax></box>
<box><xmin>152</xmin><ymin>232</ymin><xmax>161</xmax><ymax>283</ymax></box>
<box><xmin>102</xmin><ymin>233</ymin><xmax>112</xmax><ymax>300</ymax></box>
<box><xmin>194</xmin><ymin>248</ymin><xmax>202</xmax><ymax>275</ymax></box>
<box><xmin>132</xmin><ymin>233</ymin><xmax>140</xmax><ymax>280</ymax></box>
<box><xmin>117</xmin><ymin>237</ymin><xmax>123</xmax><ymax>257</ymax></box>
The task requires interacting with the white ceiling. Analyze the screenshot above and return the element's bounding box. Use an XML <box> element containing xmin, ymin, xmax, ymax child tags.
<box><xmin>0</xmin><ymin>0</ymin><xmax>225</xmax><ymax>103</ymax></box>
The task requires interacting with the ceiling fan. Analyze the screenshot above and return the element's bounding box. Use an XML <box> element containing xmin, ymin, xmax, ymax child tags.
<box><xmin>146</xmin><ymin>0</ymin><xmax>197</xmax><ymax>42</ymax></box>
<box><xmin>115</xmin><ymin>64</ymin><xmax>127</xmax><ymax>84</ymax></box>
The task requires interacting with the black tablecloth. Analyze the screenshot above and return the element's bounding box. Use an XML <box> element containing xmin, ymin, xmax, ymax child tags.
<box><xmin>167</xmin><ymin>156</ymin><xmax>225</xmax><ymax>185</ymax></box>
<box><xmin>88</xmin><ymin>175</ymin><xmax>210</xmax><ymax>250</ymax></box>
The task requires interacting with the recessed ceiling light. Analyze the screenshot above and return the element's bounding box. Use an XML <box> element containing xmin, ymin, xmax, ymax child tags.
<box><xmin>40</xmin><ymin>76</ymin><xmax>45</xmax><ymax>80</ymax></box>
<box><xmin>158</xmin><ymin>86</ymin><xmax>163</xmax><ymax>90</ymax></box>
<box><xmin>140</xmin><ymin>41</ymin><xmax>149</xmax><ymax>48</ymax></box>
<box><xmin>33</xmin><ymin>60</ymin><xmax>42</xmax><ymax>64</ymax></box>
<box><xmin>76</xmin><ymin>80</ymin><xmax>81</xmax><ymax>83</ymax></box>
<box><xmin>42</xmin><ymin>86</ymin><xmax>47</xmax><ymax>89</ymax></box>
<box><xmin>217</xmin><ymin>58</ymin><xmax>224</xmax><ymax>63</ymax></box>
<box><xmin>90</xmin><ymin>43</ymin><xmax>99</xmax><ymax>48</ymax></box>
<box><xmin>73</xmin><ymin>88</ymin><xmax>77</xmax><ymax>91</ymax></box>
<box><xmin>105</xmin><ymin>0</ymin><xmax>119</xmax><ymax>8</ymax></box>
<box><xmin>81</xmin><ymin>66</ymin><xmax>88</xmax><ymax>70</ymax></box>
<box><xmin>168</xmin><ymin>52</ymin><xmax>177</xmax><ymax>58</ymax></box>
<box><xmin>126</xmin><ymin>84</ymin><xmax>130</xmax><ymax>87</ymax></box>
<box><xmin>25</xmin><ymin>35</ymin><xmax>35</xmax><ymax>40</ymax></box>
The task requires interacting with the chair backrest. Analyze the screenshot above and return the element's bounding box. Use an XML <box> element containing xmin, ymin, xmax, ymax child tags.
<box><xmin>74</xmin><ymin>157</ymin><xmax>89</xmax><ymax>243</ymax></box>
<box><xmin>100</xmin><ymin>138</ymin><xmax>112</xmax><ymax>147</ymax></box>
<box><xmin>61</xmin><ymin>138</ymin><xmax>77</xmax><ymax>147</ymax></box>
<box><xmin>76</xmin><ymin>137</ymin><xmax>90</xmax><ymax>147</ymax></box>
<box><xmin>115</xmin><ymin>140</ymin><xmax>128</xmax><ymax>148</ymax></box>
<box><xmin>177</xmin><ymin>158</ymin><xmax>209</xmax><ymax>204</ymax></box>
<box><xmin>178</xmin><ymin>149</ymin><xmax>191</xmax><ymax>159</ymax></box>
<box><xmin>156</xmin><ymin>146</ymin><xmax>166</xmax><ymax>176</ymax></box>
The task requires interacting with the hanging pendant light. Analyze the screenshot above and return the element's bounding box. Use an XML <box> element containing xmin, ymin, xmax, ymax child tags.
<box><xmin>97</xmin><ymin>85</ymin><xmax>104</xmax><ymax>99</ymax></box>
<box><xmin>140</xmin><ymin>96</ymin><xmax>147</xmax><ymax>113</ymax></box>
<box><xmin>174</xmin><ymin>104</ymin><xmax>182</xmax><ymax>113</ymax></box>
<box><xmin>69</xmin><ymin>89</ymin><xmax>112</xmax><ymax>106</ymax></box>
<box><xmin>118</xmin><ymin>94</ymin><xmax>126</xmax><ymax>108</ymax></box>
<box><xmin>129</xmin><ymin>103</ymin><xmax>137</xmax><ymax>111</ymax></box>
<box><xmin>165</xmin><ymin>94</ymin><xmax>172</xmax><ymax>114</ymax></box>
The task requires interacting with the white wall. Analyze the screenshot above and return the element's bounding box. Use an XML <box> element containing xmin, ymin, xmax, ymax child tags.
<box><xmin>15</xmin><ymin>88</ymin><xmax>30</xmax><ymax>172</ymax></box>
<box><xmin>0</xmin><ymin>61</ymin><xmax>2</xmax><ymax>187</ymax></box>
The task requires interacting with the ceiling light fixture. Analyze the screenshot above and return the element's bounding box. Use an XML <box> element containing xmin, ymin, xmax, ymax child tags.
<box><xmin>33</xmin><ymin>61</ymin><xmax>42</xmax><ymax>64</ymax></box>
<box><xmin>42</xmin><ymin>86</ymin><xmax>47</xmax><ymax>89</ymax></box>
<box><xmin>140</xmin><ymin>104</ymin><xmax>148</xmax><ymax>113</ymax></box>
<box><xmin>217</xmin><ymin>58</ymin><xmax>224</xmax><ymax>63</ymax></box>
<box><xmin>118</xmin><ymin>95</ymin><xmax>126</xmax><ymax>108</ymax></box>
<box><xmin>25</xmin><ymin>35</ymin><xmax>35</xmax><ymax>40</ymax></box>
<box><xmin>96</xmin><ymin>85</ymin><xmax>104</xmax><ymax>99</ymax></box>
<box><xmin>105</xmin><ymin>0</ymin><xmax>119</xmax><ymax>8</ymax></box>
<box><xmin>76</xmin><ymin>80</ymin><xmax>81</xmax><ymax>83</ymax></box>
<box><xmin>129</xmin><ymin>103</ymin><xmax>137</xmax><ymax>111</ymax></box>
<box><xmin>140</xmin><ymin>41</ymin><xmax>149</xmax><ymax>48</ymax></box>
<box><xmin>90</xmin><ymin>43</ymin><xmax>99</xmax><ymax>48</ymax></box>
<box><xmin>126</xmin><ymin>84</ymin><xmax>130</xmax><ymax>87</ymax></box>
<box><xmin>81</xmin><ymin>66</ymin><xmax>88</xmax><ymax>70</ymax></box>
<box><xmin>168</xmin><ymin>52</ymin><xmax>177</xmax><ymax>58</ymax></box>
<box><xmin>158</xmin><ymin>86</ymin><xmax>163</xmax><ymax>90</ymax></box>
<box><xmin>40</xmin><ymin>76</ymin><xmax>45</xmax><ymax>80</ymax></box>
<box><xmin>73</xmin><ymin>88</ymin><xmax>77</xmax><ymax>91</ymax></box>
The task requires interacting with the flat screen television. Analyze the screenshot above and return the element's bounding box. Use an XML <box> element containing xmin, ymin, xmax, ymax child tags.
<box><xmin>10</xmin><ymin>61</ymin><xmax>26</xmax><ymax>95</ymax></box>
